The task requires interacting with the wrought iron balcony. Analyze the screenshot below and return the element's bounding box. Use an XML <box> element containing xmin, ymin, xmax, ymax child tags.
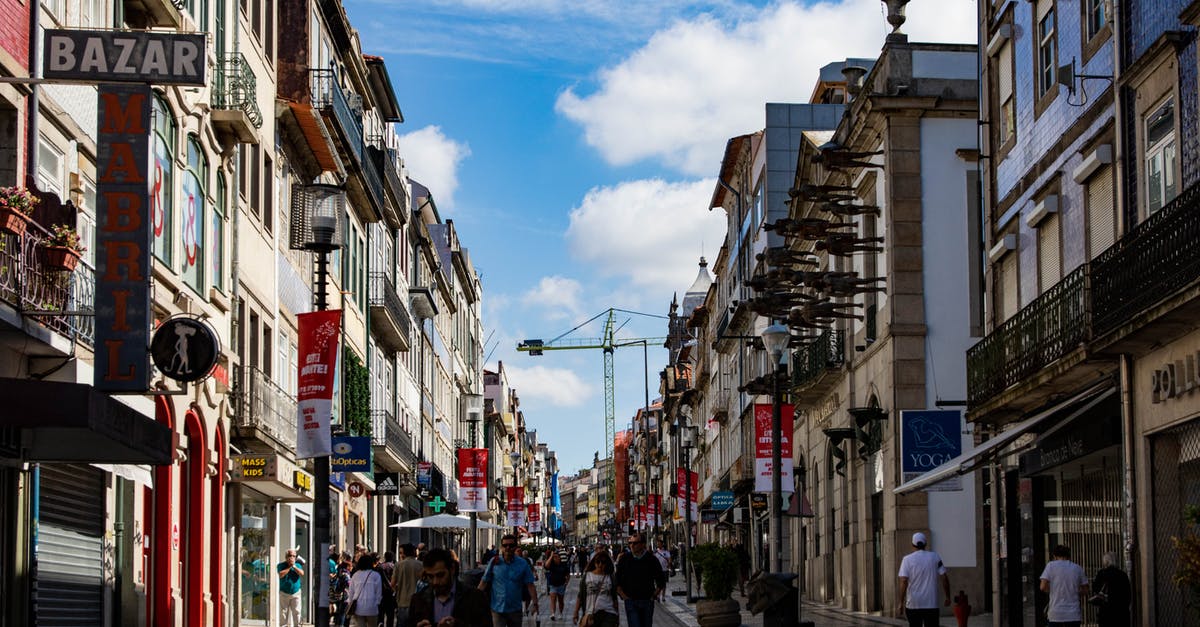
<box><xmin>360</xmin><ymin>141</ymin><xmax>386</xmax><ymax>218</ymax></box>
<box><xmin>369</xmin><ymin>272</ymin><xmax>412</xmax><ymax>352</ymax></box>
<box><xmin>0</xmin><ymin>225</ymin><xmax>94</xmax><ymax>347</ymax></box>
<box><xmin>374</xmin><ymin>146</ymin><xmax>409</xmax><ymax>226</ymax></box>
<box><xmin>233</xmin><ymin>366</ymin><xmax>298</xmax><ymax>451</ymax></box>
<box><xmin>310</xmin><ymin>69</ymin><xmax>365</xmax><ymax>170</ymax></box>
<box><xmin>212</xmin><ymin>53</ymin><xmax>262</xmax><ymax>143</ymax></box>
<box><xmin>1091</xmin><ymin>182</ymin><xmax>1200</xmax><ymax>337</ymax></box>
<box><xmin>790</xmin><ymin>329</ymin><xmax>845</xmax><ymax>392</ymax></box>
<box><xmin>966</xmin><ymin>266</ymin><xmax>1089</xmax><ymax>408</ymax></box>
<box><xmin>371</xmin><ymin>409</ymin><xmax>415</xmax><ymax>469</ymax></box>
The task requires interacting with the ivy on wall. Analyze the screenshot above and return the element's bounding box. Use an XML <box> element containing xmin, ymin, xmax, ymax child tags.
<box><xmin>344</xmin><ymin>350</ymin><xmax>372</xmax><ymax>437</ymax></box>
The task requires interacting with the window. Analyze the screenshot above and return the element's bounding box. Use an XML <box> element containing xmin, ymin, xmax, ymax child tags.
<box><xmin>1037</xmin><ymin>4</ymin><xmax>1057</xmax><ymax>98</ymax></box>
<box><xmin>213</xmin><ymin>174</ymin><xmax>226</xmax><ymax>292</ymax></box>
<box><xmin>996</xmin><ymin>41</ymin><xmax>1016</xmax><ymax>146</ymax></box>
<box><xmin>1037</xmin><ymin>215</ymin><xmax>1061</xmax><ymax>292</ymax></box>
<box><xmin>996</xmin><ymin>248</ymin><xmax>1019</xmax><ymax>322</ymax></box>
<box><xmin>152</xmin><ymin>95</ymin><xmax>175</xmax><ymax>265</ymax></box>
<box><xmin>1085</xmin><ymin>0</ymin><xmax>1106</xmax><ymax>41</ymax></box>
<box><xmin>36</xmin><ymin>137</ymin><xmax>63</xmax><ymax>197</ymax></box>
<box><xmin>263</xmin><ymin>153</ymin><xmax>273</xmax><ymax>233</ymax></box>
<box><xmin>78</xmin><ymin>176</ymin><xmax>96</xmax><ymax>266</ymax></box>
<box><xmin>249</xmin><ymin>147</ymin><xmax>261</xmax><ymax>221</ymax></box>
<box><xmin>264</xmin><ymin>0</ymin><xmax>275</xmax><ymax>61</ymax></box>
<box><xmin>1146</xmin><ymin>99</ymin><xmax>1177</xmax><ymax>214</ymax></box>
<box><xmin>182</xmin><ymin>136</ymin><xmax>206</xmax><ymax>292</ymax></box>
<box><xmin>1086</xmin><ymin>165</ymin><xmax>1116</xmax><ymax>259</ymax></box>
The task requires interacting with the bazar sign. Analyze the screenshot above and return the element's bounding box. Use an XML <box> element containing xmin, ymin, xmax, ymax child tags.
<box><xmin>44</xmin><ymin>30</ymin><xmax>206</xmax><ymax>85</ymax></box>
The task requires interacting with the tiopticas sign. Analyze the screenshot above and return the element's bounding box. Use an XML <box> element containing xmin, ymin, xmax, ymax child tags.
<box><xmin>330</xmin><ymin>436</ymin><xmax>371</xmax><ymax>472</ymax></box>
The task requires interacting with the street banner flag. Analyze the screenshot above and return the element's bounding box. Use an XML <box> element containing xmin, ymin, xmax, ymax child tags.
<box><xmin>647</xmin><ymin>494</ymin><xmax>661</xmax><ymax>527</ymax></box>
<box><xmin>506</xmin><ymin>486</ymin><xmax>526</xmax><ymax>527</ymax></box>
<box><xmin>754</xmin><ymin>403</ymin><xmax>795</xmax><ymax>494</ymax></box>
<box><xmin>675</xmin><ymin>468</ymin><xmax>699</xmax><ymax>519</ymax></box>
<box><xmin>528</xmin><ymin>503</ymin><xmax>542</xmax><ymax>533</ymax></box>
<box><xmin>296</xmin><ymin>310</ymin><xmax>341</xmax><ymax>458</ymax></box>
<box><xmin>417</xmin><ymin>461</ymin><xmax>432</xmax><ymax>487</ymax></box>
<box><xmin>457</xmin><ymin>448</ymin><xmax>489</xmax><ymax>512</ymax></box>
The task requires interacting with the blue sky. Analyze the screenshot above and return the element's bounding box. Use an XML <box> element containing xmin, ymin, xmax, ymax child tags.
<box><xmin>341</xmin><ymin>0</ymin><xmax>978</xmax><ymax>474</ymax></box>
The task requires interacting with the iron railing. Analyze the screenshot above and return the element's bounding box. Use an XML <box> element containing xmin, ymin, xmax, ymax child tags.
<box><xmin>966</xmin><ymin>266</ymin><xmax>1089</xmax><ymax>407</ymax></box>
<box><xmin>791</xmin><ymin>329</ymin><xmax>845</xmax><ymax>388</ymax></box>
<box><xmin>378</xmin><ymin>147</ymin><xmax>407</xmax><ymax>214</ymax></box>
<box><xmin>0</xmin><ymin>225</ymin><xmax>93</xmax><ymax>346</ymax></box>
<box><xmin>234</xmin><ymin>366</ymin><xmax>297</xmax><ymax>451</ymax></box>
<box><xmin>369</xmin><ymin>272</ymin><xmax>412</xmax><ymax>340</ymax></box>
<box><xmin>1092</xmin><ymin>182</ymin><xmax>1200</xmax><ymax>336</ymax></box>
<box><xmin>309</xmin><ymin>69</ymin><xmax>364</xmax><ymax>169</ymax></box>
<box><xmin>213</xmin><ymin>53</ymin><xmax>263</xmax><ymax>128</ymax></box>
<box><xmin>360</xmin><ymin>143</ymin><xmax>385</xmax><ymax>216</ymax></box>
<box><xmin>371</xmin><ymin>408</ymin><xmax>415</xmax><ymax>462</ymax></box>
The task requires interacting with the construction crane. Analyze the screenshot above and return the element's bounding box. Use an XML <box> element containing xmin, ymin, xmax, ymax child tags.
<box><xmin>517</xmin><ymin>308</ymin><xmax>668</xmax><ymax>489</ymax></box>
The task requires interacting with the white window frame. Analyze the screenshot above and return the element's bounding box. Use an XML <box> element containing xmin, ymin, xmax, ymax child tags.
<box><xmin>1145</xmin><ymin>98</ymin><xmax>1177</xmax><ymax>215</ymax></box>
<box><xmin>1037</xmin><ymin>6</ymin><xmax>1057</xmax><ymax>97</ymax></box>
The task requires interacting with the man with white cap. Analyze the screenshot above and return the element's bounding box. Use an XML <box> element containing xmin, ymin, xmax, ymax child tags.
<box><xmin>896</xmin><ymin>531</ymin><xmax>950</xmax><ymax>627</ymax></box>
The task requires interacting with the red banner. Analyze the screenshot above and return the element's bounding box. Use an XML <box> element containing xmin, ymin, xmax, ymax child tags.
<box><xmin>296</xmin><ymin>310</ymin><xmax>342</xmax><ymax>458</ymax></box>
<box><xmin>676</xmin><ymin>468</ymin><xmax>698</xmax><ymax>518</ymax></box>
<box><xmin>527</xmin><ymin>503</ymin><xmax>542</xmax><ymax>533</ymax></box>
<box><xmin>457</xmin><ymin>448</ymin><xmax>489</xmax><ymax>512</ymax></box>
<box><xmin>647</xmin><ymin>494</ymin><xmax>661</xmax><ymax>528</ymax></box>
<box><xmin>506</xmin><ymin>486</ymin><xmax>525</xmax><ymax>527</ymax></box>
<box><xmin>614</xmin><ymin>430</ymin><xmax>631</xmax><ymax>521</ymax></box>
<box><xmin>754</xmin><ymin>403</ymin><xmax>794</xmax><ymax>493</ymax></box>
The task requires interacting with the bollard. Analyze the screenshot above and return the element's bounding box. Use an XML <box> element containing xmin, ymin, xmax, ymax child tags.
<box><xmin>953</xmin><ymin>590</ymin><xmax>971</xmax><ymax>627</ymax></box>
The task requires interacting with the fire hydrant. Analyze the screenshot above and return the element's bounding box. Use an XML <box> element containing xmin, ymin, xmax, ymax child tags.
<box><xmin>953</xmin><ymin>591</ymin><xmax>971</xmax><ymax>627</ymax></box>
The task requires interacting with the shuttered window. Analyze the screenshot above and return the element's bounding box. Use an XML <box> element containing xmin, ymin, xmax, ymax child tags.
<box><xmin>1038</xmin><ymin>215</ymin><xmax>1062</xmax><ymax>292</ymax></box>
<box><xmin>997</xmin><ymin>42</ymin><xmax>1015</xmax><ymax>144</ymax></box>
<box><xmin>36</xmin><ymin>464</ymin><xmax>105</xmax><ymax>627</ymax></box>
<box><xmin>998</xmin><ymin>251</ymin><xmax>1019</xmax><ymax>321</ymax></box>
<box><xmin>1088</xmin><ymin>165</ymin><xmax>1116</xmax><ymax>259</ymax></box>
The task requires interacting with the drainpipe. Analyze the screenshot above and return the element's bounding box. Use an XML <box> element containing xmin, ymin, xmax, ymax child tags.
<box><xmin>25</xmin><ymin>0</ymin><xmax>39</xmax><ymax>187</ymax></box>
<box><xmin>1119</xmin><ymin>354</ymin><xmax>1137</xmax><ymax>619</ymax></box>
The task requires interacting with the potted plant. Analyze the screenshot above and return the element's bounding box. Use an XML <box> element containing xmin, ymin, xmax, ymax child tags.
<box><xmin>689</xmin><ymin>543</ymin><xmax>741</xmax><ymax>627</ymax></box>
<box><xmin>1174</xmin><ymin>505</ymin><xmax>1200</xmax><ymax>614</ymax></box>
<box><xmin>0</xmin><ymin>186</ymin><xmax>38</xmax><ymax>237</ymax></box>
<box><xmin>40</xmin><ymin>223</ymin><xmax>85</xmax><ymax>272</ymax></box>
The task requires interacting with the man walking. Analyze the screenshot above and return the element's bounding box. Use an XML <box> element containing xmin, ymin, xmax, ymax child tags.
<box><xmin>479</xmin><ymin>533</ymin><xmax>538</xmax><ymax>627</ymax></box>
<box><xmin>615</xmin><ymin>534</ymin><xmax>665</xmax><ymax>627</ymax></box>
<box><xmin>1040</xmin><ymin>544</ymin><xmax>1090</xmax><ymax>627</ymax></box>
<box><xmin>393</xmin><ymin>543</ymin><xmax>425</xmax><ymax>627</ymax></box>
<box><xmin>409</xmin><ymin>548</ymin><xmax>490</xmax><ymax>627</ymax></box>
<box><xmin>277</xmin><ymin>548</ymin><xmax>305</xmax><ymax>627</ymax></box>
<box><xmin>896</xmin><ymin>532</ymin><xmax>950</xmax><ymax>627</ymax></box>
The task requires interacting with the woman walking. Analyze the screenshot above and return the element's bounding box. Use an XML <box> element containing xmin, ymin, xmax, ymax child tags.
<box><xmin>573</xmin><ymin>550</ymin><xmax>619</xmax><ymax>627</ymax></box>
<box><xmin>545</xmin><ymin>550</ymin><xmax>571</xmax><ymax>620</ymax></box>
<box><xmin>347</xmin><ymin>553</ymin><xmax>385</xmax><ymax>627</ymax></box>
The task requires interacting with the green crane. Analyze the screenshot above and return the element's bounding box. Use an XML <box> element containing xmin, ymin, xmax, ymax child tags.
<box><xmin>516</xmin><ymin>308</ymin><xmax>667</xmax><ymax>485</ymax></box>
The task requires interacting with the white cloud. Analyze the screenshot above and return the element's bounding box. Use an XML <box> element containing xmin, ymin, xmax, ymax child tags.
<box><xmin>556</xmin><ymin>0</ymin><xmax>978</xmax><ymax>176</ymax></box>
<box><xmin>522</xmin><ymin>275</ymin><xmax>584</xmax><ymax>320</ymax></box>
<box><xmin>566</xmin><ymin>178</ymin><xmax>726</xmax><ymax>294</ymax></box>
<box><xmin>395</xmin><ymin>125</ymin><xmax>471</xmax><ymax>210</ymax></box>
<box><xmin>504</xmin><ymin>364</ymin><xmax>595</xmax><ymax>406</ymax></box>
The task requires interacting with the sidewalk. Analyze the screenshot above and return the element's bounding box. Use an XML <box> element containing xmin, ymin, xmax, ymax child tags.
<box><xmin>657</xmin><ymin>574</ymin><xmax>993</xmax><ymax>627</ymax></box>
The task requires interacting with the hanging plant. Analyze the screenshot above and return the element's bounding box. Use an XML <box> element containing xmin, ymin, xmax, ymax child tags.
<box><xmin>343</xmin><ymin>350</ymin><xmax>371</xmax><ymax>437</ymax></box>
<box><xmin>40</xmin><ymin>224</ymin><xmax>86</xmax><ymax>272</ymax></box>
<box><xmin>0</xmin><ymin>186</ymin><xmax>38</xmax><ymax>237</ymax></box>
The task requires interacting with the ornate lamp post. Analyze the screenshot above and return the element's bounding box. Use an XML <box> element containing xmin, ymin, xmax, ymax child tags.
<box><xmin>760</xmin><ymin>322</ymin><xmax>790</xmax><ymax>574</ymax></box>
<box><xmin>678</xmin><ymin>409</ymin><xmax>698</xmax><ymax>602</ymax></box>
<box><xmin>465</xmin><ymin>393</ymin><xmax>484</xmax><ymax>566</ymax></box>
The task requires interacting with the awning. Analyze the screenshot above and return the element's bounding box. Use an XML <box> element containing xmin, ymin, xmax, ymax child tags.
<box><xmin>91</xmin><ymin>463</ymin><xmax>155</xmax><ymax>488</ymax></box>
<box><xmin>893</xmin><ymin>383</ymin><xmax>1117</xmax><ymax>495</ymax></box>
<box><xmin>0</xmin><ymin>378</ymin><xmax>171</xmax><ymax>465</ymax></box>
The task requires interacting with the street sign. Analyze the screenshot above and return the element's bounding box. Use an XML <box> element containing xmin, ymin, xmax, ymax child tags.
<box><xmin>711</xmin><ymin>491</ymin><xmax>735</xmax><ymax>511</ymax></box>
<box><xmin>150</xmin><ymin>316</ymin><xmax>219</xmax><ymax>383</ymax></box>
<box><xmin>43</xmin><ymin>29</ymin><xmax>206</xmax><ymax>85</ymax></box>
<box><xmin>750</xmin><ymin>493</ymin><xmax>768</xmax><ymax>512</ymax></box>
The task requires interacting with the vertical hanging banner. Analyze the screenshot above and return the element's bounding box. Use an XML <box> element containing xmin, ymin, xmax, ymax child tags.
<box><xmin>647</xmin><ymin>494</ymin><xmax>661</xmax><ymax>528</ymax></box>
<box><xmin>296</xmin><ymin>310</ymin><xmax>342</xmax><ymax>458</ymax></box>
<box><xmin>675</xmin><ymin>469</ymin><xmax>699</xmax><ymax>518</ymax></box>
<box><xmin>506</xmin><ymin>487</ymin><xmax>526</xmax><ymax>527</ymax></box>
<box><xmin>527</xmin><ymin>503</ymin><xmax>542</xmax><ymax>533</ymax></box>
<box><xmin>754</xmin><ymin>403</ymin><xmax>795</xmax><ymax>494</ymax></box>
<box><xmin>457</xmin><ymin>448</ymin><xmax>489</xmax><ymax>512</ymax></box>
<box><xmin>94</xmin><ymin>84</ymin><xmax>152</xmax><ymax>391</ymax></box>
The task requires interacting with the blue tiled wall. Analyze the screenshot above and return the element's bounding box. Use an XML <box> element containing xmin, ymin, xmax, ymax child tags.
<box><xmin>1122</xmin><ymin>0</ymin><xmax>1192</xmax><ymax>67</ymax></box>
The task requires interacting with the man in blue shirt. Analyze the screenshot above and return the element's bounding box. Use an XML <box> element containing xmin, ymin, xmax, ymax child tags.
<box><xmin>479</xmin><ymin>533</ymin><xmax>538</xmax><ymax>627</ymax></box>
<box><xmin>277</xmin><ymin>548</ymin><xmax>305</xmax><ymax>627</ymax></box>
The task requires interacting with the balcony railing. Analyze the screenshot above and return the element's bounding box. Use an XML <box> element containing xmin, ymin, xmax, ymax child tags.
<box><xmin>966</xmin><ymin>266</ymin><xmax>1089</xmax><ymax>407</ymax></box>
<box><xmin>369</xmin><ymin>272</ymin><xmax>412</xmax><ymax>351</ymax></box>
<box><xmin>1092</xmin><ymin>182</ymin><xmax>1200</xmax><ymax>337</ymax></box>
<box><xmin>234</xmin><ymin>366</ymin><xmax>297</xmax><ymax>451</ymax></box>
<box><xmin>371</xmin><ymin>408</ymin><xmax>414</xmax><ymax>462</ymax></box>
<box><xmin>360</xmin><ymin>141</ymin><xmax>385</xmax><ymax>214</ymax></box>
<box><xmin>791</xmin><ymin>329</ymin><xmax>845</xmax><ymax>388</ymax></box>
<box><xmin>377</xmin><ymin>146</ymin><xmax>408</xmax><ymax>217</ymax></box>
<box><xmin>212</xmin><ymin>53</ymin><xmax>263</xmax><ymax>129</ymax></box>
<box><xmin>310</xmin><ymin>69</ymin><xmax>364</xmax><ymax>169</ymax></box>
<box><xmin>0</xmin><ymin>225</ymin><xmax>94</xmax><ymax>346</ymax></box>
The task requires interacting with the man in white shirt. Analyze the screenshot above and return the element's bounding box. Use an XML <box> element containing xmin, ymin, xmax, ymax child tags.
<box><xmin>896</xmin><ymin>532</ymin><xmax>950</xmax><ymax>627</ymax></box>
<box><xmin>1039</xmin><ymin>544</ymin><xmax>1089</xmax><ymax>627</ymax></box>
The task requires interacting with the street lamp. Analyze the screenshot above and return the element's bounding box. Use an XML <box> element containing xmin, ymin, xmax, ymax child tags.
<box><xmin>678</xmin><ymin>407</ymin><xmax>698</xmax><ymax>603</ymax></box>
<box><xmin>300</xmin><ymin>183</ymin><xmax>345</xmax><ymax>627</ymax></box>
<box><xmin>509</xmin><ymin>449</ymin><xmax>521</xmax><ymax>536</ymax></box>
<box><xmin>465</xmin><ymin>393</ymin><xmax>484</xmax><ymax>567</ymax></box>
<box><xmin>760</xmin><ymin>322</ymin><xmax>790</xmax><ymax>575</ymax></box>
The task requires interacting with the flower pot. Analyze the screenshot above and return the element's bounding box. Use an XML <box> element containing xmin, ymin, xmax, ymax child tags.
<box><xmin>696</xmin><ymin>598</ymin><xmax>740</xmax><ymax>627</ymax></box>
<box><xmin>41</xmin><ymin>245</ymin><xmax>80</xmax><ymax>272</ymax></box>
<box><xmin>0</xmin><ymin>207</ymin><xmax>30</xmax><ymax>237</ymax></box>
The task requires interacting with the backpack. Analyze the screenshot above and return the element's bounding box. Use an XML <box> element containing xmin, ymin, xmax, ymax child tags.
<box><xmin>329</xmin><ymin>569</ymin><xmax>350</xmax><ymax>602</ymax></box>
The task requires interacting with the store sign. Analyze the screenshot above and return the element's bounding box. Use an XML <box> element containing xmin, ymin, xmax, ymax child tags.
<box><xmin>711</xmin><ymin>491</ymin><xmax>734</xmax><ymax>511</ymax></box>
<box><xmin>43</xmin><ymin>30</ymin><xmax>206</xmax><ymax>85</ymax></box>
<box><xmin>150</xmin><ymin>316</ymin><xmax>220</xmax><ymax>383</ymax></box>
<box><xmin>527</xmin><ymin>503</ymin><xmax>542</xmax><ymax>533</ymax></box>
<box><xmin>456</xmin><ymin>448</ymin><xmax>489</xmax><ymax>512</ymax></box>
<box><xmin>293</xmin><ymin>471</ymin><xmax>312</xmax><ymax>493</ymax></box>
<box><xmin>701</xmin><ymin>510</ymin><xmax>719</xmax><ymax>524</ymax></box>
<box><xmin>754</xmin><ymin>403</ymin><xmax>794</xmax><ymax>494</ymax></box>
<box><xmin>348</xmin><ymin>482</ymin><xmax>366</xmax><ymax>498</ymax></box>
<box><xmin>751</xmin><ymin>493</ymin><xmax>768</xmax><ymax>511</ymax></box>
<box><xmin>231</xmin><ymin>455</ymin><xmax>276</xmax><ymax>480</ymax></box>
<box><xmin>93</xmin><ymin>84</ymin><xmax>152</xmax><ymax>392</ymax></box>
<box><xmin>900</xmin><ymin>410</ymin><xmax>963</xmax><ymax>491</ymax></box>
<box><xmin>330</xmin><ymin>436</ymin><xmax>371</xmax><ymax>472</ymax></box>
<box><xmin>417</xmin><ymin>461</ymin><xmax>432</xmax><ymax>487</ymax></box>
<box><xmin>1152</xmin><ymin>356</ymin><xmax>1200</xmax><ymax>403</ymax></box>
<box><xmin>374</xmin><ymin>472</ymin><xmax>400</xmax><ymax>496</ymax></box>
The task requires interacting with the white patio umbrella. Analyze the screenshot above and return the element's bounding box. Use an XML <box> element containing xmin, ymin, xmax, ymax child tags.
<box><xmin>389</xmin><ymin>513</ymin><xmax>506</xmax><ymax>531</ymax></box>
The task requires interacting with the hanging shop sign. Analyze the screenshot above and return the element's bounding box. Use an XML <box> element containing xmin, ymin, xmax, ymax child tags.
<box><xmin>296</xmin><ymin>310</ymin><xmax>341</xmax><ymax>458</ymax></box>
<box><xmin>527</xmin><ymin>503</ymin><xmax>542</xmax><ymax>533</ymax></box>
<box><xmin>150</xmin><ymin>316</ymin><xmax>219</xmax><ymax>383</ymax></box>
<box><xmin>43</xmin><ymin>30</ymin><xmax>206</xmax><ymax>85</ymax></box>
<box><xmin>374</xmin><ymin>472</ymin><xmax>400</xmax><ymax>496</ymax></box>
<box><xmin>330</xmin><ymin>436</ymin><xmax>371</xmax><ymax>472</ymax></box>
<box><xmin>506</xmin><ymin>486</ymin><xmax>526</xmax><ymax>527</ymax></box>
<box><xmin>646</xmin><ymin>494</ymin><xmax>661</xmax><ymax>528</ymax></box>
<box><xmin>93</xmin><ymin>84</ymin><xmax>152</xmax><ymax>392</ymax></box>
<box><xmin>456</xmin><ymin>448</ymin><xmax>489</xmax><ymax>512</ymax></box>
<box><xmin>700</xmin><ymin>510</ymin><xmax>719</xmax><ymax>524</ymax></box>
<box><xmin>900</xmin><ymin>409</ymin><xmax>964</xmax><ymax>491</ymax></box>
<box><xmin>750</xmin><ymin>493</ymin><xmax>768</xmax><ymax>512</ymax></box>
<box><xmin>711</xmin><ymin>491</ymin><xmax>735</xmax><ymax>511</ymax></box>
<box><xmin>753</xmin><ymin>403</ymin><xmax>794</xmax><ymax>494</ymax></box>
<box><xmin>347</xmin><ymin>481</ymin><xmax>366</xmax><ymax>499</ymax></box>
<box><xmin>229</xmin><ymin>454</ymin><xmax>312</xmax><ymax>501</ymax></box>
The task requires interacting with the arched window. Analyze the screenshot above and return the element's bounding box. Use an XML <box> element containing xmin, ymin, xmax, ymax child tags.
<box><xmin>213</xmin><ymin>173</ymin><xmax>226</xmax><ymax>292</ymax></box>
<box><xmin>151</xmin><ymin>95</ymin><xmax>174</xmax><ymax>264</ymax></box>
<box><xmin>181</xmin><ymin>136</ymin><xmax>206</xmax><ymax>291</ymax></box>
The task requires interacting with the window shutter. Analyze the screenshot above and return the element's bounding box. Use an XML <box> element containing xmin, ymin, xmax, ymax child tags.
<box><xmin>997</xmin><ymin>43</ymin><xmax>1013</xmax><ymax>102</ymax></box>
<box><xmin>1038</xmin><ymin>215</ymin><xmax>1062</xmax><ymax>292</ymax></box>
<box><xmin>1087</xmin><ymin>165</ymin><xmax>1116</xmax><ymax>258</ymax></box>
<box><xmin>1037</xmin><ymin>0</ymin><xmax>1053</xmax><ymax>21</ymax></box>
<box><xmin>1000</xmin><ymin>252</ymin><xmax>1019</xmax><ymax>321</ymax></box>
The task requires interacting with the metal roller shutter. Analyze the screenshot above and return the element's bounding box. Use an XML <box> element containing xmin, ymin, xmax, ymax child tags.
<box><xmin>36</xmin><ymin>464</ymin><xmax>104</xmax><ymax>627</ymax></box>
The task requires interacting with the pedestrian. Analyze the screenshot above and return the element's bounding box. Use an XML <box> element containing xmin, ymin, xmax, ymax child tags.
<box><xmin>896</xmin><ymin>532</ymin><xmax>950</xmax><ymax>627</ymax></box>
<box><xmin>331</xmin><ymin>553</ymin><xmax>353</xmax><ymax>627</ymax></box>
<box><xmin>348</xmin><ymin>553</ymin><xmax>386</xmax><ymax>627</ymax></box>
<box><xmin>732</xmin><ymin>543</ymin><xmax>750</xmax><ymax>597</ymax></box>
<box><xmin>545</xmin><ymin>549</ymin><xmax>571</xmax><ymax>620</ymax></box>
<box><xmin>1040</xmin><ymin>544</ymin><xmax>1089</xmax><ymax>627</ymax></box>
<box><xmin>573</xmin><ymin>549</ymin><xmax>619</xmax><ymax>627</ymax></box>
<box><xmin>479</xmin><ymin>533</ymin><xmax>538</xmax><ymax>627</ymax></box>
<box><xmin>407</xmin><ymin>548</ymin><xmax>490</xmax><ymax>627</ymax></box>
<box><xmin>516</xmin><ymin>547</ymin><xmax>537</xmax><ymax>614</ymax></box>
<box><xmin>577</xmin><ymin>546</ymin><xmax>590</xmax><ymax>576</ymax></box>
<box><xmin>378</xmin><ymin>551</ymin><xmax>399</xmax><ymax>627</ymax></box>
<box><xmin>277</xmin><ymin>548</ymin><xmax>305</xmax><ymax>627</ymax></box>
<box><xmin>1092</xmin><ymin>552</ymin><xmax>1131</xmax><ymax>627</ymax></box>
<box><xmin>652</xmin><ymin>546</ymin><xmax>671</xmax><ymax>600</ymax></box>
<box><xmin>393</xmin><ymin>543</ymin><xmax>425</xmax><ymax>627</ymax></box>
<box><xmin>614</xmin><ymin>533</ymin><xmax>665</xmax><ymax>627</ymax></box>
<box><xmin>482</xmin><ymin>545</ymin><xmax>498</xmax><ymax>565</ymax></box>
